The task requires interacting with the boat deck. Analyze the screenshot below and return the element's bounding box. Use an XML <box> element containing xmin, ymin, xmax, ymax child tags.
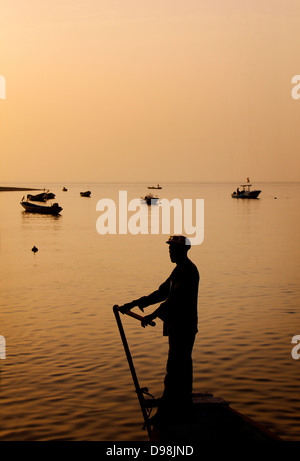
<box><xmin>148</xmin><ymin>393</ymin><xmax>282</xmax><ymax>442</ymax></box>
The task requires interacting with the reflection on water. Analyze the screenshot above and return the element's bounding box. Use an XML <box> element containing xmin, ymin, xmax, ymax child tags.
<box><xmin>21</xmin><ymin>210</ymin><xmax>63</xmax><ymax>221</ymax></box>
<box><xmin>0</xmin><ymin>183</ymin><xmax>300</xmax><ymax>440</ymax></box>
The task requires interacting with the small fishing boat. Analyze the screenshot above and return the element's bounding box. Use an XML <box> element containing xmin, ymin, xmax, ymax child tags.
<box><xmin>27</xmin><ymin>192</ymin><xmax>47</xmax><ymax>202</ymax></box>
<box><xmin>141</xmin><ymin>193</ymin><xmax>159</xmax><ymax>205</ymax></box>
<box><xmin>80</xmin><ymin>191</ymin><xmax>91</xmax><ymax>197</ymax></box>
<box><xmin>27</xmin><ymin>191</ymin><xmax>55</xmax><ymax>201</ymax></box>
<box><xmin>147</xmin><ymin>184</ymin><xmax>162</xmax><ymax>190</ymax></box>
<box><xmin>62</xmin><ymin>187</ymin><xmax>68</xmax><ymax>191</ymax></box>
<box><xmin>232</xmin><ymin>181</ymin><xmax>261</xmax><ymax>199</ymax></box>
<box><xmin>20</xmin><ymin>200</ymin><xmax>62</xmax><ymax>215</ymax></box>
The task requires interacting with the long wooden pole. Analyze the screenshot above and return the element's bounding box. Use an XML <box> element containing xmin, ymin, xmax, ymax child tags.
<box><xmin>113</xmin><ymin>305</ymin><xmax>152</xmax><ymax>438</ymax></box>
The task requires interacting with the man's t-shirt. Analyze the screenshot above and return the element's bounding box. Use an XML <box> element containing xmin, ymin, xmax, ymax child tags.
<box><xmin>140</xmin><ymin>258</ymin><xmax>199</xmax><ymax>336</ymax></box>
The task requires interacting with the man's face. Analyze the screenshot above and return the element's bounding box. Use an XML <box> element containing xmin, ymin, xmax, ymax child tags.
<box><xmin>169</xmin><ymin>243</ymin><xmax>183</xmax><ymax>263</ymax></box>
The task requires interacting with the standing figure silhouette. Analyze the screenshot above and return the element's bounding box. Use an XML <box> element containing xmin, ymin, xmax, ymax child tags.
<box><xmin>120</xmin><ymin>235</ymin><xmax>199</xmax><ymax>425</ymax></box>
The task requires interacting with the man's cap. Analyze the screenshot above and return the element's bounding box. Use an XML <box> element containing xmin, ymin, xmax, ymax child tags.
<box><xmin>166</xmin><ymin>235</ymin><xmax>191</xmax><ymax>248</ymax></box>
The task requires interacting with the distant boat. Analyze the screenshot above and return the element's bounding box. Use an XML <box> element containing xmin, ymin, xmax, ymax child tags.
<box><xmin>27</xmin><ymin>191</ymin><xmax>55</xmax><ymax>201</ymax></box>
<box><xmin>232</xmin><ymin>182</ymin><xmax>261</xmax><ymax>199</ymax></box>
<box><xmin>62</xmin><ymin>187</ymin><xmax>68</xmax><ymax>191</ymax></box>
<box><xmin>80</xmin><ymin>191</ymin><xmax>91</xmax><ymax>197</ymax></box>
<box><xmin>141</xmin><ymin>193</ymin><xmax>159</xmax><ymax>205</ymax></box>
<box><xmin>21</xmin><ymin>200</ymin><xmax>62</xmax><ymax>215</ymax></box>
<box><xmin>27</xmin><ymin>192</ymin><xmax>47</xmax><ymax>202</ymax></box>
<box><xmin>147</xmin><ymin>184</ymin><xmax>162</xmax><ymax>190</ymax></box>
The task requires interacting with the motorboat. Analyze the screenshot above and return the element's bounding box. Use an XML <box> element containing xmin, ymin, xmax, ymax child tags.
<box><xmin>21</xmin><ymin>200</ymin><xmax>62</xmax><ymax>215</ymax></box>
<box><xmin>26</xmin><ymin>192</ymin><xmax>47</xmax><ymax>202</ymax></box>
<box><xmin>147</xmin><ymin>184</ymin><xmax>162</xmax><ymax>190</ymax></box>
<box><xmin>27</xmin><ymin>191</ymin><xmax>55</xmax><ymax>201</ymax></box>
<box><xmin>62</xmin><ymin>187</ymin><xmax>68</xmax><ymax>191</ymax></box>
<box><xmin>141</xmin><ymin>193</ymin><xmax>159</xmax><ymax>205</ymax></box>
<box><xmin>232</xmin><ymin>182</ymin><xmax>261</xmax><ymax>199</ymax></box>
<box><xmin>80</xmin><ymin>191</ymin><xmax>91</xmax><ymax>197</ymax></box>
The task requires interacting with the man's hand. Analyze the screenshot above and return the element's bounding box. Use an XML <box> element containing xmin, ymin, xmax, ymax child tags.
<box><xmin>141</xmin><ymin>314</ymin><xmax>155</xmax><ymax>328</ymax></box>
<box><xmin>119</xmin><ymin>302</ymin><xmax>136</xmax><ymax>314</ymax></box>
<box><xmin>120</xmin><ymin>297</ymin><xmax>149</xmax><ymax>314</ymax></box>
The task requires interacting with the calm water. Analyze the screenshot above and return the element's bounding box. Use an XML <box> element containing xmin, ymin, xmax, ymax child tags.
<box><xmin>0</xmin><ymin>182</ymin><xmax>300</xmax><ymax>441</ymax></box>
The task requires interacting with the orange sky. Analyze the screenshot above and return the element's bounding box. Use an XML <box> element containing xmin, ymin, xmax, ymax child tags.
<box><xmin>0</xmin><ymin>0</ymin><xmax>299</xmax><ymax>183</ymax></box>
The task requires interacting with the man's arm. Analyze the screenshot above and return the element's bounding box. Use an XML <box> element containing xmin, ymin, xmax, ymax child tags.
<box><xmin>119</xmin><ymin>276</ymin><xmax>171</xmax><ymax>314</ymax></box>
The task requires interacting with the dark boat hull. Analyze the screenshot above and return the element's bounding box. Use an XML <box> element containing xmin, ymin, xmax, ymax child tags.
<box><xmin>80</xmin><ymin>191</ymin><xmax>91</xmax><ymax>197</ymax></box>
<box><xmin>27</xmin><ymin>192</ymin><xmax>55</xmax><ymax>201</ymax></box>
<box><xmin>149</xmin><ymin>393</ymin><xmax>281</xmax><ymax>442</ymax></box>
<box><xmin>232</xmin><ymin>190</ymin><xmax>261</xmax><ymax>199</ymax></box>
<box><xmin>27</xmin><ymin>193</ymin><xmax>47</xmax><ymax>202</ymax></box>
<box><xmin>21</xmin><ymin>201</ymin><xmax>62</xmax><ymax>215</ymax></box>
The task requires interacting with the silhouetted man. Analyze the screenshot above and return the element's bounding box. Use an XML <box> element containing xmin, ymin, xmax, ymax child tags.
<box><xmin>120</xmin><ymin>235</ymin><xmax>199</xmax><ymax>424</ymax></box>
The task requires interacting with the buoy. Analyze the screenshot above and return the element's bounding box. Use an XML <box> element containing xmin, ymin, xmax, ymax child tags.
<box><xmin>32</xmin><ymin>246</ymin><xmax>38</xmax><ymax>253</ymax></box>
